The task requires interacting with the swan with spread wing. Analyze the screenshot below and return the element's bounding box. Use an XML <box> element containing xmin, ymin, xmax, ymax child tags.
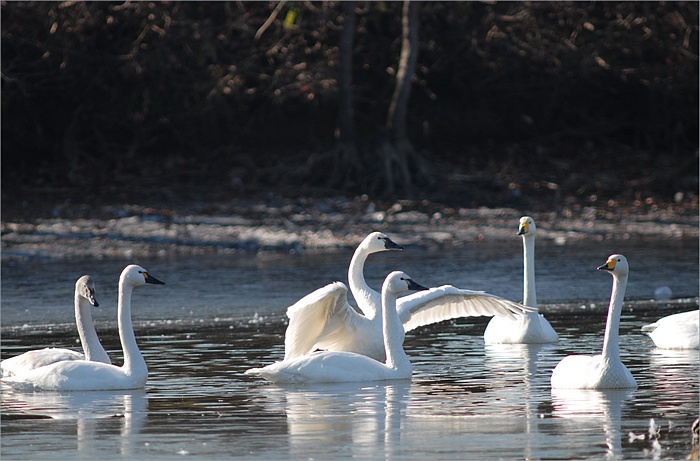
<box><xmin>284</xmin><ymin>232</ymin><xmax>536</xmax><ymax>362</ymax></box>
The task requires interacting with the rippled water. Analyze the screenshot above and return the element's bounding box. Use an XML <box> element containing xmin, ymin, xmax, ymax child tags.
<box><xmin>2</xmin><ymin>238</ymin><xmax>698</xmax><ymax>460</ymax></box>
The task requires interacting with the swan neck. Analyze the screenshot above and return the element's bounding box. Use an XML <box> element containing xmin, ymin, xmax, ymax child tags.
<box><xmin>74</xmin><ymin>291</ymin><xmax>107</xmax><ymax>363</ymax></box>
<box><xmin>348</xmin><ymin>246</ymin><xmax>377</xmax><ymax>315</ymax></box>
<box><xmin>118</xmin><ymin>283</ymin><xmax>145</xmax><ymax>373</ymax></box>
<box><xmin>602</xmin><ymin>274</ymin><xmax>627</xmax><ymax>360</ymax></box>
<box><xmin>382</xmin><ymin>289</ymin><xmax>407</xmax><ymax>369</ymax></box>
<box><xmin>75</xmin><ymin>290</ymin><xmax>109</xmax><ymax>362</ymax></box>
<box><xmin>522</xmin><ymin>235</ymin><xmax>536</xmax><ymax>308</ymax></box>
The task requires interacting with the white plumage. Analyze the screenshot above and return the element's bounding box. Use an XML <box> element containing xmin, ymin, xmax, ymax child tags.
<box><xmin>484</xmin><ymin>216</ymin><xmax>559</xmax><ymax>344</ymax></box>
<box><xmin>642</xmin><ymin>310</ymin><xmax>699</xmax><ymax>349</ymax></box>
<box><xmin>2</xmin><ymin>265</ymin><xmax>164</xmax><ymax>391</ymax></box>
<box><xmin>1</xmin><ymin>275</ymin><xmax>110</xmax><ymax>377</ymax></box>
<box><xmin>551</xmin><ymin>254</ymin><xmax>637</xmax><ymax>389</ymax></box>
<box><xmin>246</xmin><ymin>271</ymin><xmax>426</xmax><ymax>384</ymax></box>
<box><xmin>284</xmin><ymin>232</ymin><xmax>536</xmax><ymax>362</ymax></box>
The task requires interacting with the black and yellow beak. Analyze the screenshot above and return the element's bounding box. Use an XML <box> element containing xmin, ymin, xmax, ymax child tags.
<box><xmin>597</xmin><ymin>258</ymin><xmax>616</xmax><ymax>272</ymax></box>
<box><xmin>518</xmin><ymin>221</ymin><xmax>529</xmax><ymax>236</ymax></box>
<box><xmin>406</xmin><ymin>278</ymin><xmax>428</xmax><ymax>291</ymax></box>
<box><xmin>143</xmin><ymin>272</ymin><xmax>165</xmax><ymax>285</ymax></box>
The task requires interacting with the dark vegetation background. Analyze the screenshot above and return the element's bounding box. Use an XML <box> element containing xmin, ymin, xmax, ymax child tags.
<box><xmin>2</xmin><ymin>1</ymin><xmax>698</xmax><ymax>219</ymax></box>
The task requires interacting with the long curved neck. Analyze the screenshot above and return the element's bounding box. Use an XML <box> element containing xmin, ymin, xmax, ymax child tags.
<box><xmin>348</xmin><ymin>246</ymin><xmax>379</xmax><ymax>316</ymax></box>
<box><xmin>522</xmin><ymin>234</ymin><xmax>537</xmax><ymax>308</ymax></box>
<box><xmin>74</xmin><ymin>292</ymin><xmax>110</xmax><ymax>363</ymax></box>
<box><xmin>602</xmin><ymin>274</ymin><xmax>627</xmax><ymax>361</ymax></box>
<box><xmin>382</xmin><ymin>289</ymin><xmax>408</xmax><ymax>369</ymax></box>
<box><xmin>118</xmin><ymin>283</ymin><xmax>146</xmax><ymax>374</ymax></box>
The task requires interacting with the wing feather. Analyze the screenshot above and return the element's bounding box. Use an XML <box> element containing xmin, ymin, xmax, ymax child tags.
<box><xmin>397</xmin><ymin>285</ymin><xmax>537</xmax><ymax>333</ymax></box>
<box><xmin>284</xmin><ymin>282</ymin><xmax>365</xmax><ymax>360</ymax></box>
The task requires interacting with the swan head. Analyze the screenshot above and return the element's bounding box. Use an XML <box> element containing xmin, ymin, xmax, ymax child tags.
<box><xmin>384</xmin><ymin>271</ymin><xmax>428</xmax><ymax>295</ymax></box>
<box><xmin>362</xmin><ymin>232</ymin><xmax>404</xmax><ymax>253</ymax></box>
<box><xmin>518</xmin><ymin>216</ymin><xmax>536</xmax><ymax>236</ymax></box>
<box><xmin>76</xmin><ymin>275</ymin><xmax>99</xmax><ymax>307</ymax></box>
<box><xmin>120</xmin><ymin>264</ymin><xmax>165</xmax><ymax>287</ymax></box>
<box><xmin>597</xmin><ymin>254</ymin><xmax>629</xmax><ymax>277</ymax></box>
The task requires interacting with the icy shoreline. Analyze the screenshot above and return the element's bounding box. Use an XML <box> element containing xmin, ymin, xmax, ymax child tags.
<box><xmin>2</xmin><ymin>197</ymin><xmax>697</xmax><ymax>260</ymax></box>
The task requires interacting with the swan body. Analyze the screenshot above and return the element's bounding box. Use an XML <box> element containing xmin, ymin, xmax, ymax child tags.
<box><xmin>246</xmin><ymin>271</ymin><xmax>426</xmax><ymax>384</ymax></box>
<box><xmin>1</xmin><ymin>275</ymin><xmax>110</xmax><ymax>377</ymax></box>
<box><xmin>551</xmin><ymin>255</ymin><xmax>637</xmax><ymax>389</ymax></box>
<box><xmin>484</xmin><ymin>216</ymin><xmax>559</xmax><ymax>344</ymax></box>
<box><xmin>2</xmin><ymin>265</ymin><xmax>164</xmax><ymax>391</ymax></box>
<box><xmin>284</xmin><ymin>232</ymin><xmax>536</xmax><ymax>361</ymax></box>
<box><xmin>641</xmin><ymin>310</ymin><xmax>699</xmax><ymax>349</ymax></box>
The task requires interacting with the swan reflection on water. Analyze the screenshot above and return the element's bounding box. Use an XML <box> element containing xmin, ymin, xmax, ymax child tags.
<box><xmin>551</xmin><ymin>388</ymin><xmax>634</xmax><ymax>460</ymax></box>
<box><xmin>255</xmin><ymin>381</ymin><xmax>410</xmax><ymax>459</ymax></box>
<box><xmin>2</xmin><ymin>388</ymin><xmax>147</xmax><ymax>456</ymax></box>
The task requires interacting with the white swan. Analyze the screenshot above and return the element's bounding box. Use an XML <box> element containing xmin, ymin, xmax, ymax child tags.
<box><xmin>2</xmin><ymin>265</ymin><xmax>164</xmax><ymax>391</ymax></box>
<box><xmin>641</xmin><ymin>310</ymin><xmax>699</xmax><ymax>349</ymax></box>
<box><xmin>1</xmin><ymin>275</ymin><xmax>110</xmax><ymax>377</ymax></box>
<box><xmin>550</xmin><ymin>254</ymin><xmax>637</xmax><ymax>389</ymax></box>
<box><xmin>246</xmin><ymin>271</ymin><xmax>427</xmax><ymax>384</ymax></box>
<box><xmin>484</xmin><ymin>216</ymin><xmax>559</xmax><ymax>344</ymax></box>
<box><xmin>284</xmin><ymin>232</ymin><xmax>536</xmax><ymax>361</ymax></box>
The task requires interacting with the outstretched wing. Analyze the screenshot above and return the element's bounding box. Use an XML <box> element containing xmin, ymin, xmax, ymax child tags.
<box><xmin>284</xmin><ymin>282</ymin><xmax>365</xmax><ymax>360</ymax></box>
<box><xmin>397</xmin><ymin>285</ymin><xmax>537</xmax><ymax>333</ymax></box>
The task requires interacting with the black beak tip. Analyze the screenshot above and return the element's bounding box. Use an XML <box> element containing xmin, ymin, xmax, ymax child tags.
<box><xmin>386</xmin><ymin>241</ymin><xmax>404</xmax><ymax>251</ymax></box>
<box><xmin>407</xmin><ymin>280</ymin><xmax>429</xmax><ymax>291</ymax></box>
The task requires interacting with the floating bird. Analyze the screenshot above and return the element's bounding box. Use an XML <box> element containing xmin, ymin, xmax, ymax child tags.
<box><xmin>641</xmin><ymin>310</ymin><xmax>699</xmax><ymax>349</ymax></box>
<box><xmin>284</xmin><ymin>232</ymin><xmax>536</xmax><ymax>361</ymax></box>
<box><xmin>550</xmin><ymin>255</ymin><xmax>637</xmax><ymax>389</ymax></box>
<box><xmin>2</xmin><ymin>265</ymin><xmax>164</xmax><ymax>391</ymax></box>
<box><xmin>246</xmin><ymin>271</ymin><xmax>427</xmax><ymax>384</ymax></box>
<box><xmin>484</xmin><ymin>216</ymin><xmax>559</xmax><ymax>344</ymax></box>
<box><xmin>1</xmin><ymin>275</ymin><xmax>110</xmax><ymax>377</ymax></box>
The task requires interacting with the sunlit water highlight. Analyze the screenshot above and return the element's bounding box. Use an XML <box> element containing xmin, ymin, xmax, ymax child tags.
<box><xmin>2</xmin><ymin>238</ymin><xmax>698</xmax><ymax>460</ymax></box>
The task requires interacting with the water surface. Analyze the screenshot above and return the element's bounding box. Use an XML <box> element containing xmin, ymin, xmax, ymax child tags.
<box><xmin>2</xmin><ymin>238</ymin><xmax>698</xmax><ymax>460</ymax></box>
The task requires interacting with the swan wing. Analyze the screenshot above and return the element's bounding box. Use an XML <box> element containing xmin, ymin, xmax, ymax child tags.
<box><xmin>1</xmin><ymin>348</ymin><xmax>84</xmax><ymax>377</ymax></box>
<box><xmin>398</xmin><ymin>285</ymin><xmax>537</xmax><ymax>333</ymax></box>
<box><xmin>2</xmin><ymin>360</ymin><xmax>142</xmax><ymax>391</ymax></box>
<box><xmin>284</xmin><ymin>282</ymin><xmax>365</xmax><ymax>360</ymax></box>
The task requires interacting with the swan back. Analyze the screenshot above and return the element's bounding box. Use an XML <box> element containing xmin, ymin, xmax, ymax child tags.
<box><xmin>642</xmin><ymin>310</ymin><xmax>699</xmax><ymax>349</ymax></box>
<box><xmin>551</xmin><ymin>254</ymin><xmax>636</xmax><ymax>389</ymax></box>
<box><xmin>247</xmin><ymin>271</ymin><xmax>425</xmax><ymax>384</ymax></box>
<box><xmin>1</xmin><ymin>274</ymin><xmax>108</xmax><ymax>377</ymax></box>
<box><xmin>2</xmin><ymin>265</ymin><xmax>165</xmax><ymax>391</ymax></box>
